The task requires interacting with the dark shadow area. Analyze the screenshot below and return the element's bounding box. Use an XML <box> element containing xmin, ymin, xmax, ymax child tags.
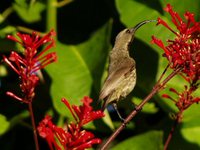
<box><xmin>57</xmin><ymin>0</ymin><xmax>111</xmax><ymax>44</ymax></box>
<box><xmin>58</xmin><ymin>0</ymin><xmax>126</xmax><ymax>45</ymax></box>
<box><xmin>131</xmin><ymin>38</ymin><xmax>159</xmax><ymax>94</ymax></box>
<box><xmin>0</xmin><ymin>125</ymin><xmax>49</xmax><ymax>150</ymax></box>
<box><xmin>0</xmin><ymin>60</ymin><xmax>26</xmax><ymax>118</ymax></box>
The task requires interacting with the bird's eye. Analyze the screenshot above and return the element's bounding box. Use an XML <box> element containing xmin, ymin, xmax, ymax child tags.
<box><xmin>126</xmin><ymin>29</ymin><xmax>131</xmax><ymax>33</ymax></box>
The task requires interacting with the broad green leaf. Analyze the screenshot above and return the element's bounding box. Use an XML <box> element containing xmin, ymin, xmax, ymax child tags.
<box><xmin>112</xmin><ymin>130</ymin><xmax>163</xmax><ymax>150</ymax></box>
<box><xmin>181</xmin><ymin>127</ymin><xmax>200</xmax><ymax>147</ymax></box>
<box><xmin>13</xmin><ymin>1</ymin><xmax>45</xmax><ymax>23</ymax></box>
<box><xmin>46</xmin><ymin>21</ymin><xmax>112</xmax><ymax>119</ymax></box>
<box><xmin>46</xmin><ymin>42</ymin><xmax>93</xmax><ymax>118</ymax></box>
<box><xmin>0</xmin><ymin>114</ymin><xmax>10</xmax><ymax>135</ymax></box>
<box><xmin>182</xmin><ymin>104</ymin><xmax>200</xmax><ymax>127</ymax></box>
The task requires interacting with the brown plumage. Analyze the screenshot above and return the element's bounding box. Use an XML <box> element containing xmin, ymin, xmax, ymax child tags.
<box><xmin>99</xmin><ymin>20</ymin><xmax>155</xmax><ymax>120</ymax></box>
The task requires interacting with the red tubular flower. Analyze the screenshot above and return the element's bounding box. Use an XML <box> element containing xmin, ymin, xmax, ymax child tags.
<box><xmin>62</xmin><ymin>96</ymin><xmax>105</xmax><ymax>126</ymax></box>
<box><xmin>37</xmin><ymin>115</ymin><xmax>62</xmax><ymax>150</ymax></box>
<box><xmin>152</xmin><ymin>4</ymin><xmax>200</xmax><ymax>84</ymax></box>
<box><xmin>162</xmin><ymin>86</ymin><xmax>200</xmax><ymax>113</ymax></box>
<box><xmin>3</xmin><ymin>30</ymin><xmax>57</xmax><ymax>103</ymax></box>
<box><xmin>38</xmin><ymin>97</ymin><xmax>104</xmax><ymax>150</ymax></box>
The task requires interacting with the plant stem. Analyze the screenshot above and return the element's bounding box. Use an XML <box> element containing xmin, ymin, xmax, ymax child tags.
<box><xmin>164</xmin><ymin>111</ymin><xmax>182</xmax><ymax>150</ymax></box>
<box><xmin>28</xmin><ymin>102</ymin><xmax>40</xmax><ymax>150</ymax></box>
<box><xmin>47</xmin><ymin>0</ymin><xmax>57</xmax><ymax>37</ymax></box>
<box><xmin>2</xmin><ymin>7</ymin><xmax>14</xmax><ymax>21</ymax></box>
<box><xmin>55</xmin><ymin>0</ymin><xmax>73</xmax><ymax>7</ymax></box>
<box><xmin>16</xmin><ymin>26</ymin><xmax>45</xmax><ymax>36</ymax></box>
<box><xmin>100</xmin><ymin>68</ymin><xmax>180</xmax><ymax>150</ymax></box>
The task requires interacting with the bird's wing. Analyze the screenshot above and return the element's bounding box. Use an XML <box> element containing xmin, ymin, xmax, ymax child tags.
<box><xmin>99</xmin><ymin>66</ymin><xmax>132</xmax><ymax>101</ymax></box>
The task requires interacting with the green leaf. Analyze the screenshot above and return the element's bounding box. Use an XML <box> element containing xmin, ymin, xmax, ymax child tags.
<box><xmin>181</xmin><ymin>127</ymin><xmax>200</xmax><ymax>147</ymax></box>
<box><xmin>0</xmin><ymin>114</ymin><xmax>10</xmax><ymax>135</ymax></box>
<box><xmin>46</xmin><ymin>43</ymin><xmax>92</xmax><ymax>118</ymax></box>
<box><xmin>116</xmin><ymin>0</ymin><xmax>160</xmax><ymax>24</ymax></box>
<box><xmin>112</xmin><ymin>130</ymin><xmax>163</xmax><ymax>150</ymax></box>
<box><xmin>46</xmin><ymin>21</ymin><xmax>112</xmax><ymax>119</ymax></box>
<box><xmin>182</xmin><ymin>104</ymin><xmax>200</xmax><ymax>127</ymax></box>
<box><xmin>13</xmin><ymin>0</ymin><xmax>45</xmax><ymax>23</ymax></box>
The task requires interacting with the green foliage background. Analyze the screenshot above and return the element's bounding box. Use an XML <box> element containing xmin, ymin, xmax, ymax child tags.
<box><xmin>0</xmin><ymin>0</ymin><xmax>200</xmax><ymax>149</ymax></box>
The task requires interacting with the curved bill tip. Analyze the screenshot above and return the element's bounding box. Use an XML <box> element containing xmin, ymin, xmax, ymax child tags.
<box><xmin>130</xmin><ymin>19</ymin><xmax>157</xmax><ymax>33</ymax></box>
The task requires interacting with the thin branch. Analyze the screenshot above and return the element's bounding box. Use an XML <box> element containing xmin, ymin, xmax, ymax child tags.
<box><xmin>28</xmin><ymin>102</ymin><xmax>40</xmax><ymax>150</ymax></box>
<box><xmin>16</xmin><ymin>26</ymin><xmax>45</xmax><ymax>36</ymax></box>
<box><xmin>29</xmin><ymin>0</ymin><xmax>36</xmax><ymax>7</ymax></box>
<box><xmin>100</xmin><ymin>68</ymin><xmax>181</xmax><ymax>150</ymax></box>
<box><xmin>164</xmin><ymin>111</ymin><xmax>182</xmax><ymax>150</ymax></box>
<box><xmin>155</xmin><ymin>64</ymin><xmax>170</xmax><ymax>88</ymax></box>
<box><xmin>1</xmin><ymin>7</ymin><xmax>14</xmax><ymax>22</ymax></box>
<box><xmin>54</xmin><ymin>0</ymin><xmax>74</xmax><ymax>7</ymax></box>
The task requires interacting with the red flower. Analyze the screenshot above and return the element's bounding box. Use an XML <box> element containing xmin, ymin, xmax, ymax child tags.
<box><xmin>38</xmin><ymin>97</ymin><xmax>104</xmax><ymax>150</ymax></box>
<box><xmin>152</xmin><ymin>4</ymin><xmax>200</xmax><ymax>84</ymax></box>
<box><xmin>3</xmin><ymin>30</ymin><xmax>57</xmax><ymax>103</ymax></box>
<box><xmin>37</xmin><ymin>115</ymin><xmax>62</xmax><ymax>150</ymax></box>
<box><xmin>62</xmin><ymin>96</ymin><xmax>105</xmax><ymax>126</ymax></box>
<box><xmin>162</xmin><ymin>85</ymin><xmax>200</xmax><ymax>115</ymax></box>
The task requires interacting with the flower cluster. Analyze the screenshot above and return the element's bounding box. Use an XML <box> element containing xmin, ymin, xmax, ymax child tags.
<box><xmin>162</xmin><ymin>86</ymin><xmax>200</xmax><ymax>122</ymax></box>
<box><xmin>3</xmin><ymin>30</ymin><xmax>57</xmax><ymax>103</ymax></box>
<box><xmin>37</xmin><ymin>96</ymin><xmax>105</xmax><ymax>150</ymax></box>
<box><xmin>152</xmin><ymin>4</ymin><xmax>200</xmax><ymax>84</ymax></box>
<box><xmin>152</xmin><ymin>4</ymin><xmax>200</xmax><ymax>122</ymax></box>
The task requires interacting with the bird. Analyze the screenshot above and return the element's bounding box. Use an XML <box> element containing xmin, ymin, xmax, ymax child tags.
<box><xmin>99</xmin><ymin>20</ymin><xmax>156</xmax><ymax>121</ymax></box>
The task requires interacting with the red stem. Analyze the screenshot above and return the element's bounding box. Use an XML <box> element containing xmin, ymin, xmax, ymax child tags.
<box><xmin>28</xmin><ymin>102</ymin><xmax>40</xmax><ymax>150</ymax></box>
<box><xmin>164</xmin><ymin>111</ymin><xmax>182</xmax><ymax>150</ymax></box>
<box><xmin>100</xmin><ymin>68</ymin><xmax>180</xmax><ymax>150</ymax></box>
<box><xmin>163</xmin><ymin>122</ymin><xmax>177</xmax><ymax>150</ymax></box>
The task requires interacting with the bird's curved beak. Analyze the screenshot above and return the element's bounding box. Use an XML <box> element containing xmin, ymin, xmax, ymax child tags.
<box><xmin>129</xmin><ymin>20</ymin><xmax>156</xmax><ymax>33</ymax></box>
